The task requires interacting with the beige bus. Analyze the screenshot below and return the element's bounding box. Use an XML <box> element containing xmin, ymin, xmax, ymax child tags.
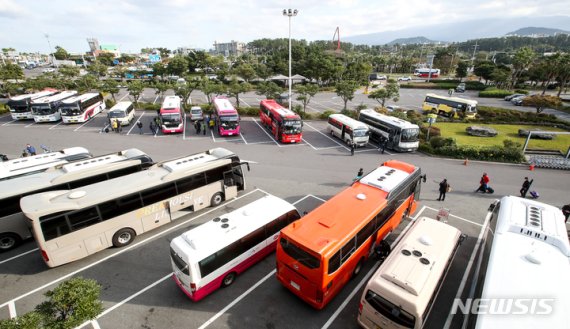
<box><xmin>357</xmin><ymin>217</ymin><xmax>465</xmax><ymax>329</ymax></box>
<box><xmin>20</xmin><ymin>148</ymin><xmax>248</xmax><ymax>267</ymax></box>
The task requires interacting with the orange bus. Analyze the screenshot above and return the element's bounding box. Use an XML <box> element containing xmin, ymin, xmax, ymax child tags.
<box><xmin>276</xmin><ymin>160</ymin><xmax>425</xmax><ymax>309</ymax></box>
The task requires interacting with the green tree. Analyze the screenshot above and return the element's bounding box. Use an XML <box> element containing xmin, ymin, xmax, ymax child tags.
<box><xmin>368</xmin><ymin>81</ymin><xmax>400</xmax><ymax>107</ymax></box>
<box><xmin>522</xmin><ymin>94</ymin><xmax>562</xmax><ymax>113</ymax></box>
<box><xmin>490</xmin><ymin>66</ymin><xmax>511</xmax><ymax>89</ymax></box>
<box><xmin>0</xmin><ymin>311</ymin><xmax>42</xmax><ymax>329</ymax></box>
<box><xmin>335</xmin><ymin>80</ymin><xmax>359</xmax><ymax>110</ymax></box>
<box><xmin>536</xmin><ymin>53</ymin><xmax>561</xmax><ymax>95</ymax></box>
<box><xmin>119</xmin><ymin>53</ymin><xmax>136</xmax><ymax>64</ymax></box>
<box><xmin>167</xmin><ymin>56</ymin><xmax>189</xmax><ymax>76</ymax></box>
<box><xmin>100</xmin><ymin>79</ymin><xmax>119</xmax><ymax>102</ymax></box>
<box><xmin>473</xmin><ymin>61</ymin><xmax>496</xmax><ymax>83</ymax></box>
<box><xmin>227</xmin><ymin>78</ymin><xmax>252</xmax><ymax>108</ymax></box>
<box><xmin>232</xmin><ymin>63</ymin><xmax>257</xmax><ymax>82</ymax></box>
<box><xmin>556</xmin><ymin>54</ymin><xmax>570</xmax><ymax>97</ymax></box>
<box><xmin>127</xmin><ymin>80</ymin><xmax>145</xmax><ymax>107</ymax></box>
<box><xmin>151</xmin><ymin>62</ymin><xmax>167</xmax><ymax>80</ymax></box>
<box><xmin>35</xmin><ymin>277</ymin><xmax>102</xmax><ymax>329</ymax></box>
<box><xmin>0</xmin><ymin>63</ymin><xmax>24</xmax><ymax>82</ymax></box>
<box><xmin>57</xmin><ymin>65</ymin><xmax>80</xmax><ymax>80</ymax></box>
<box><xmin>53</xmin><ymin>46</ymin><xmax>69</xmax><ymax>60</ymax></box>
<box><xmin>510</xmin><ymin>47</ymin><xmax>536</xmax><ymax>89</ymax></box>
<box><xmin>455</xmin><ymin>61</ymin><xmax>469</xmax><ymax>81</ymax></box>
<box><xmin>96</xmin><ymin>52</ymin><xmax>115</xmax><ymax>66</ymax></box>
<box><xmin>87</xmin><ymin>61</ymin><xmax>108</xmax><ymax>79</ymax></box>
<box><xmin>174</xmin><ymin>78</ymin><xmax>200</xmax><ymax>108</ymax></box>
<box><xmin>154</xmin><ymin>81</ymin><xmax>170</xmax><ymax>101</ymax></box>
<box><xmin>76</xmin><ymin>75</ymin><xmax>99</xmax><ymax>92</ymax></box>
<box><xmin>295</xmin><ymin>84</ymin><xmax>319</xmax><ymax>114</ymax></box>
<box><xmin>200</xmin><ymin>78</ymin><xmax>226</xmax><ymax>104</ymax></box>
<box><xmin>0</xmin><ymin>81</ymin><xmax>21</xmax><ymax>98</ymax></box>
<box><xmin>256</xmin><ymin>81</ymin><xmax>282</xmax><ymax>100</ymax></box>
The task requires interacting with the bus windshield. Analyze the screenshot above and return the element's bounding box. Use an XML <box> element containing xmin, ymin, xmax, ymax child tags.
<box><xmin>60</xmin><ymin>106</ymin><xmax>81</xmax><ymax>116</ymax></box>
<box><xmin>162</xmin><ymin>113</ymin><xmax>181</xmax><ymax>123</ymax></box>
<box><xmin>9</xmin><ymin>104</ymin><xmax>28</xmax><ymax>112</ymax></box>
<box><xmin>220</xmin><ymin>115</ymin><xmax>239</xmax><ymax>129</ymax></box>
<box><xmin>353</xmin><ymin>128</ymin><xmax>368</xmax><ymax>137</ymax></box>
<box><xmin>108</xmin><ymin>111</ymin><xmax>125</xmax><ymax>118</ymax></box>
<box><xmin>365</xmin><ymin>291</ymin><xmax>416</xmax><ymax>328</ymax></box>
<box><xmin>32</xmin><ymin>105</ymin><xmax>53</xmax><ymax>115</ymax></box>
<box><xmin>401</xmin><ymin>128</ymin><xmax>420</xmax><ymax>143</ymax></box>
<box><xmin>283</xmin><ymin>120</ymin><xmax>302</xmax><ymax>134</ymax></box>
<box><xmin>279</xmin><ymin>237</ymin><xmax>321</xmax><ymax>269</ymax></box>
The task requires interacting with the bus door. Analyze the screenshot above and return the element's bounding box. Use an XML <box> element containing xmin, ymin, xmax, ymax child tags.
<box><xmin>341</xmin><ymin>125</ymin><xmax>346</xmax><ymax>140</ymax></box>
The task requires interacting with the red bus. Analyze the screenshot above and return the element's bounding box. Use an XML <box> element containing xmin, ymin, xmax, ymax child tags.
<box><xmin>159</xmin><ymin>96</ymin><xmax>184</xmax><ymax>134</ymax></box>
<box><xmin>259</xmin><ymin>99</ymin><xmax>303</xmax><ymax>143</ymax></box>
<box><xmin>213</xmin><ymin>96</ymin><xmax>240</xmax><ymax>136</ymax></box>
<box><xmin>276</xmin><ymin>160</ymin><xmax>425</xmax><ymax>309</ymax></box>
<box><xmin>413</xmin><ymin>68</ymin><xmax>440</xmax><ymax>78</ymax></box>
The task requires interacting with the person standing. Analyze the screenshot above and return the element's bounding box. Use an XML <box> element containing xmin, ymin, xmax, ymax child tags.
<box><xmin>25</xmin><ymin>144</ymin><xmax>37</xmax><ymax>156</ymax></box>
<box><xmin>111</xmin><ymin>119</ymin><xmax>118</xmax><ymax>133</ymax></box>
<box><xmin>438</xmin><ymin>178</ymin><xmax>450</xmax><ymax>201</ymax></box>
<box><xmin>378</xmin><ymin>137</ymin><xmax>387</xmax><ymax>154</ymax></box>
<box><xmin>195</xmin><ymin>120</ymin><xmax>201</xmax><ymax>134</ymax></box>
<box><xmin>350</xmin><ymin>142</ymin><xmax>355</xmax><ymax>156</ymax></box>
<box><xmin>520</xmin><ymin>177</ymin><xmax>532</xmax><ymax>198</ymax></box>
<box><xmin>562</xmin><ymin>203</ymin><xmax>570</xmax><ymax>223</ymax></box>
<box><xmin>477</xmin><ymin>172</ymin><xmax>490</xmax><ymax>192</ymax></box>
<box><xmin>149</xmin><ymin>121</ymin><xmax>156</xmax><ymax>135</ymax></box>
<box><xmin>202</xmin><ymin>121</ymin><xmax>206</xmax><ymax>135</ymax></box>
<box><xmin>354</xmin><ymin>168</ymin><xmax>364</xmax><ymax>182</ymax></box>
<box><xmin>136</xmin><ymin>121</ymin><xmax>143</xmax><ymax>135</ymax></box>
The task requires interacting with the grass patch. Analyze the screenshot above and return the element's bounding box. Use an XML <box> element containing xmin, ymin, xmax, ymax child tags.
<box><xmin>432</xmin><ymin>122</ymin><xmax>570</xmax><ymax>153</ymax></box>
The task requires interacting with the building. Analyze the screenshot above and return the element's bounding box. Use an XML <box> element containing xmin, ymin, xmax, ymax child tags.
<box><xmin>212</xmin><ymin>40</ymin><xmax>246</xmax><ymax>57</ymax></box>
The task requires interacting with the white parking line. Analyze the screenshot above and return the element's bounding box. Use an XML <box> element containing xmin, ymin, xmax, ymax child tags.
<box><xmin>0</xmin><ymin>248</ymin><xmax>39</xmax><ymax>265</ymax></box>
<box><xmin>118</xmin><ymin>93</ymin><xmax>129</xmax><ymax>101</ymax></box>
<box><xmin>250</xmin><ymin>117</ymin><xmax>280</xmax><ymax>146</ymax></box>
<box><xmin>0</xmin><ymin>188</ymin><xmax>266</xmax><ymax>316</ymax></box>
<box><xmin>1</xmin><ymin>119</ymin><xmax>17</xmax><ymax>126</ymax></box>
<box><xmin>303</xmin><ymin>122</ymin><xmax>348</xmax><ymax>150</ymax></box>
<box><xmin>25</xmin><ymin>121</ymin><xmax>36</xmax><ymax>127</ymax></box>
<box><xmin>48</xmin><ymin>121</ymin><xmax>63</xmax><ymax>130</ymax></box>
<box><xmin>73</xmin><ymin>119</ymin><xmax>94</xmax><ymax>132</ymax></box>
<box><xmin>239</xmin><ymin>132</ymin><xmax>248</xmax><ymax>144</ymax></box>
<box><xmin>239</xmin><ymin>97</ymin><xmax>250</xmax><ymax>107</ymax></box>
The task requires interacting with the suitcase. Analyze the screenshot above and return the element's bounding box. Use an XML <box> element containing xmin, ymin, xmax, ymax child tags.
<box><xmin>486</xmin><ymin>186</ymin><xmax>494</xmax><ymax>194</ymax></box>
<box><xmin>530</xmin><ymin>191</ymin><xmax>539</xmax><ymax>199</ymax></box>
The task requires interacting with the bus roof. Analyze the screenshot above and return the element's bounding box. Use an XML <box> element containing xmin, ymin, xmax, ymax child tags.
<box><xmin>329</xmin><ymin>113</ymin><xmax>368</xmax><ymax>130</ymax></box>
<box><xmin>368</xmin><ymin>217</ymin><xmax>461</xmax><ymax>315</ymax></box>
<box><xmin>359</xmin><ymin>109</ymin><xmax>419</xmax><ymax>129</ymax></box>
<box><xmin>9</xmin><ymin>90</ymin><xmax>57</xmax><ymax>102</ymax></box>
<box><xmin>109</xmin><ymin>101</ymin><xmax>133</xmax><ymax>111</ymax></box>
<box><xmin>213</xmin><ymin>97</ymin><xmax>237</xmax><ymax>114</ymax></box>
<box><xmin>0</xmin><ymin>149</ymin><xmax>149</xmax><ymax>198</ymax></box>
<box><xmin>61</xmin><ymin>92</ymin><xmax>100</xmax><ymax>105</ymax></box>
<box><xmin>261</xmin><ymin>99</ymin><xmax>301</xmax><ymax>120</ymax></box>
<box><xmin>20</xmin><ymin>148</ymin><xmax>236</xmax><ymax>218</ymax></box>
<box><xmin>32</xmin><ymin>90</ymin><xmax>78</xmax><ymax>104</ymax></box>
<box><xmin>281</xmin><ymin>160</ymin><xmax>417</xmax><ymax>256</ymax></box>
<box><xmin>477</xmin><ymin>196</ymin><xmax>570</xmax><ymax>328</ymax></box>
<box><xmin>425</xmin><ymin>93</ymin><xmax>478</xmax><ymax>106</ymax></box>
<box><xmin>161</xmin><ymin>96</ymin><xmax>181</xmax><ymax>110</ymax></box>
<box><xmin>173</xmin><ymin>194</ymin><xmax>297</xmax><ymax>262</ymax></box>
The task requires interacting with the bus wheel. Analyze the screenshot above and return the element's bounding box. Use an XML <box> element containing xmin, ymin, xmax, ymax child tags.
<box><xmin>222</xmin><ymin>272</ymin><xmax>236</xmax><ymax>287</ymax></box>
<box><xmin>0</xmin><ymin>233</ymin><xmax>21</xmax><ymax>251</ymax></box>
<box><xmin>211</xmin><ymin>192</ymin><xmax>224</xmax><ymax>207</ymax></box>
<box><xmin>112</xmin><ymin>228</ymin><xmax>136</xmax><ymax>247</ymax></box>
<box><xmin>352</xmin><ymin>259</ymin><xmax>363</xmax><ymax>278</ymax></box>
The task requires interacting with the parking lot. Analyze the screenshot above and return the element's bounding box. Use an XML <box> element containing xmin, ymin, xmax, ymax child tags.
<box><xmin>0</xmin><ymin>105</ymin><xmax>569</xmax><ymax>329</ymax></box>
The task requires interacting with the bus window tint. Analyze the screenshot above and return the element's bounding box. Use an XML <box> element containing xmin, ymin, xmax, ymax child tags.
<box><xmin>401</xmin><ymin>128</ymin><xmax>420</xmax><ymax>142</ymax></box>
<box><xmin>68</xmin><ymin>207</ymin><xmax>101</xmax><ymax>231</ymax></box>
<box><xmin>279</xmin><ymin>237</ymin><xmax>321</xmax><ymax>269</ymax></box>
<box><xmin>365</xmin><ymin>291</ymin><xmax>416</xmax><ymax>328</ymax></box>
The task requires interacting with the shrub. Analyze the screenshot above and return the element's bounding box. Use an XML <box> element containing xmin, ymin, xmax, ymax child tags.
<box><xmin>237</xmin><ymin>107</ymin><xmax>258</xmax><ymax>116</ymax></box>
<box><xmin>421</xmin><ymin>125</ymin><xmax>441</xmax><ymax>138</ymax></box>
<box><xmin>478</xmin><ymin>88</ymin><xmax>514</xmax><ymax>98</ymax></box>
<box><xmin>104</xmin><ymin>99</ymin><xmax>116</xmax><ymax>109</ymax></box>
<box><xmin>429</xmin><ymin>136</ymin><xmax>456</xmax><ymax>149</ymax></box>
<box><xmin>514</xmin><ymin>89</ymin><xmax>529</xmax><ymax>95</ymax></box>
<box><xmin>319</xmin><ymin>110</ymin><xmax>335</xmax><ymax>120</ymax></box>
<box><xmin>422</xmin><ymin>144</ymin><xmax>525</xmax><ymax>163</ymax></box>
<box><xmin>0</xmin><ymin>103</ymin><xmax>7</xmax><ymax>114</ymax></box>
<box><xmin>138</xmin><ymin>102</ymin><xmax>161</xmax><ymax>111</ymax></box>
<box><xmin>340</xmin><ymin>109</ymin><xmax>357</xmax><ymax>119</ymax></box>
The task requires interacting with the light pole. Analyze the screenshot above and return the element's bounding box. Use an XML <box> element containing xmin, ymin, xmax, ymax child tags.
<box><xmin>44</xmin><ymin>33</ymin><xmax>55</xmax><ymax>67</ymax></box>
<box><xmin>283</xmin><ymin>8</ymin><xmax>298</xmax><ymax>111</ymax></box>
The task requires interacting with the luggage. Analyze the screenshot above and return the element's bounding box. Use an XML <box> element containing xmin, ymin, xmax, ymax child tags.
<box><xmin>486</xmin><ymin>186</ymin><xmax>494</xmax><ymax>194</ymax></box>
<box><xmin>530</xmin><ymin>191</ymin><xmax>539</xmax><ymax>199</ymax></box>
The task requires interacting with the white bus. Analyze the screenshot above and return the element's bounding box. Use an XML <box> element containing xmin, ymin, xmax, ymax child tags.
<box><xmin>7</xmin><ymin>90</ymin><xmax>58</xmax><ymax>120</ymax></box>
<box><xmin>358</xmin><ymin>216</ymin><xmax>465</xmax><ymax>329</ymax></box>
<box><xmin>464</xmin><ymin>196</ymin><xmax>570</xmax><ymax>329</ymax></box>
<box><xmin>358</xmin><ymin>109</ymin><xmax>420</xmax><ymax>152</ymax></box>
<box><xmin>0</xmin><ymin>149</ymin><xmax>153</xmax><ymax>251</ymax></box>
<box><xmin>31</xmin><ymin>90</ymin><xmax>78</xmax><ymax>123</ymax></box>
<box><xmin>107</xmin><ymin>101</ymin><xmax>135</xmax><ymax>126</ymax></box>
<box><xmin>60</xmin><ymin>92</ymin><xmax>105</xmax><ymax>124</ymax></box>
<box><xmin>170</xmin><ymin>194</ymin><xmax>301</xmax><ymax>301</ymax></box>
<box><xmin>21</xmin><ymin>148</ymin><xmax>249</xmax><ymax>267</ymax></box>
<box><xmin>0</xmin><ymin>146</ymin><xmax>92</xmax><ymax>181</ymax></box>
<box><xmin>327</xmin><ymin>114</ymin><xmax>370</xmax><ymax>147</ymax></box>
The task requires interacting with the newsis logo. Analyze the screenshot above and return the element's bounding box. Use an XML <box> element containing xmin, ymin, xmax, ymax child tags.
<box><xmin>451</xmin><ymin>298</ymin><xmax>555</xmax><ymax>315</ymax></box>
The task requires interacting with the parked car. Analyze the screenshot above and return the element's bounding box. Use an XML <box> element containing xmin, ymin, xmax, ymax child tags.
<box><xmin>369</xmin><ymin>73</ymin><xmax>387</xmax><ymax>81</ymax></box>
<box><xmin>190</xmin><ymin>106</ymin><xmax>203</xmax><ymax>121</ymax></box>
<box><xmin>397</xmin><ymin>76</ymin><xmax>412</xmax><ymax>81</ymax></box>
<box><xmin>456</xmin><ymin>83</ymin><xmax>466</xmax><ymax>92</ymax></box>
<box><xmin>504</xmin><ymin>93</ymin><xmax>526</xmax><ymax>101</ymax></box>
<box><xmin>42</xmin><ymin>68</ymin><xmax>55</xmax><ymax>73</ymax></box>
<box><xmin>386</xmin><ymin>105</ymin><xmax>402</xmax><ymax>112</ymax></box>
<box><xmin>511</xmin><ymin>96</ymin><xmax>527</xmax><ymax>106</ymax></box>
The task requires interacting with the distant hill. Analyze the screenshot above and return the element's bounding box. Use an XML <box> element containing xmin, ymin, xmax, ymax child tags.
<box><xmin>342</xmin><ymin>15</ymin><xmax>570</xmax><ymax>45</ymax></box>
<box><xmin>387</xmin><ymin>36</ymin><xmax>441</xmax><ymax>45</ymax></box>
<box><xmin>506</xmin><ymin>27</ymin><xmax>570</xmax><ymax>36</ymax></box>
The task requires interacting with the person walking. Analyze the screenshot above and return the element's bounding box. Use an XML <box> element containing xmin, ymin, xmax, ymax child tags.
<box><xmin>477</xmin><ymin>173</ymin><xmax>490</xmax><ymax>193</ymax></box>
<box><xmin>195</xmin><ymin>120</ymin><xmax>201</xmax><ymax>134</ymax></box>
<box><xmin>438</xmin><ymin>178</ymin><xmax>450</xmax><ymax>201</ymax></box>
<box><xmin>520</xmin><ymin>177</ymin><xmax>532</xmax><ymax>198</ymax></box>
<box><xmin>209</xmin><ymin>117</ymin><xmax>215</xmax><ymax>130</ymax></box>
<box><xmin>111</xmin><ymin>119</ymin><xmax>118</xmax><ymax>133</ymax></box>
<box><xmin>149</xmin><ymin>121</ymin><xmax>156</xmax><ymax>135</ymax></box>
<box><xmin>202</xmin><ymin>121</ymin><xmax>206</xmax><ymax>135</ymax></box>
<box><xmin>25</xmin><ymin>144</ymin><xmax>36</xmax><ymax>156</ymax></box>
<box><xmin>378</xmin><ymin>137</ymin><xmax>387</xmax><ymax>154</ymax></box>
<box><xmin>350</xmin><ymin>142</ymin><xmax>355</xmax><ymax>156</ymax></box>
<box><xmin>136</xmin><ymin>121</ymin><xmax>143</xmax><ymax>135</ymax></box>
<box><xmin>354</xmin><ymin>168</ymin><xmax>364</xmax><ymax>182</ymax></box>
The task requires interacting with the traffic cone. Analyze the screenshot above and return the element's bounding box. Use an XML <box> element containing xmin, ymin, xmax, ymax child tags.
<box><xmin>529</xmin><ymin>163</ymin><xmax>535</xmax><ymax>171</ymax></box>
<box><xmin>463</xmin><ymin>158</ymin><xmax>468</xmax><ymax>166</ymax></box>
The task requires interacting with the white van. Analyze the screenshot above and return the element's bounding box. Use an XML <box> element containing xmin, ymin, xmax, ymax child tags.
<box><xmin>190</xmin><ymin>106</ymin><xmax>203</xmax><ymax>121</ymax></box>
<box><xmin>108</xmin><ymin>101</ymin><xmax>135</xmax><ymax>126</ymax></box>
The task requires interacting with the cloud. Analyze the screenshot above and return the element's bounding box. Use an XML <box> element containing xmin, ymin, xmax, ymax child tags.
<box><xmin>0</xmin><ymin>0</ymin><xmax>26</xmax><ymax>18</ymax></box>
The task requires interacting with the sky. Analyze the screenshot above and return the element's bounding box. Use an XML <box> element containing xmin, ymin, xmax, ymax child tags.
<box><xmin>1</xmin><ymin>0</ymin><xmax>570</xmax><ymax>54</ymax></box>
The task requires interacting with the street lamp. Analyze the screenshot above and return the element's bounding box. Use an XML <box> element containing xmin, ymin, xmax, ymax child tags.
<box><xmin>283</xmin><ymin>8</ymin><xmax>298</xmax><ymax>111</ymax></box>
<box><xmin>44</xmin><ymin>33</ymin><xmax>55</xmax><ymax>68</ymax></box>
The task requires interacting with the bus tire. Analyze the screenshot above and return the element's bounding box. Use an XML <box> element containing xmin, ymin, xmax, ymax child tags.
<box><xmin>112</xmin><ymin>228</ymin><xmax>136</xmax><ymax>248</ymax></box>
<box><xmin>211</xmin><ymin>192</ymin><xmax>224</xmax><ymax>207</ymax></box>
<box><xmin>352</xmin><ymin>259</ymin><xmax>364</xmax><ymax>278</ymax></box>
<box><xmin>222</xmin><ymin>272</ymin><xmax>236</xmax><ymax>287</ymax></box>
<box><xmin>0</xmin><ymin>233</ymin><xmax>21</xmax><ymax>251</ymax></box>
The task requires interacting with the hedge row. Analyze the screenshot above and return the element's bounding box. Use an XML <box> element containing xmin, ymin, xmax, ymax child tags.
<box><xmin>478</xmin><ymin>88</ymin><xmax>530</xmax><ymax>98</ymax></box>
<box><xmin>477</xmin><ymin>106</ymin><xmax>565</xmax><ymax>126</ymax></box>
<box><xmin>419</xmin><ymin>143</ymin><xmax>526</xmax><ymax>163</ymax></box>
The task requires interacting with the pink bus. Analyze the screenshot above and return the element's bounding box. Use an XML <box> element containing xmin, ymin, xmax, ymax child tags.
<box><xmin>212</xmin><ymin>96</ymin><xmax>240</xmax><ymax>136</ymax></box>
<box><xmin>159</xmin><ymin>96</ymin><xmax>184</xmax><ymax>134</ymax></box>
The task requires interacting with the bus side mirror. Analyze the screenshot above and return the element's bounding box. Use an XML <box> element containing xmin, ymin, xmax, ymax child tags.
<box><xmin>421</xmin><ymin>174</ymin><xmax>427</xmax><ymax>183</ymax></box>
<box><xmin>488</xmin><ymin>202</ymin><xmax>496</xmax><ymax>212</ymax></box>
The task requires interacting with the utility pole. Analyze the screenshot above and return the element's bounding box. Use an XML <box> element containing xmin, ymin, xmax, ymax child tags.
<box><xmin>470</xmin><ymin>42</ymin><xmax>479</xmax><ymax>71</ymax></box>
